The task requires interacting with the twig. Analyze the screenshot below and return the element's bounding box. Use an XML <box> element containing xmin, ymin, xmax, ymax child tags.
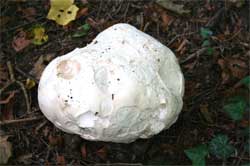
<box><xmin>0</xmin><ymin>61</ymin><xmax>31</xmax><ymax>113</ymax></box>
<box><xmin>16</xmin><ymin>80</ymin><xmax>31</xmax><ymax>113</ymax></box>
<box><xmin>167</xmin><ymin>31</ymin><xmax>196</xmax><ymax>46</ymax></box>
<box><xmin>35</xmin><ymin>120</ymin><xmax>47</xmax><ymax>133</ymax></box>
<box><xmin>143</xmin><ymin>22</ymin><xmax>150</xmax><ymax>32</ymax></box>
<box><xmin>7</xmin><ymin>61</ymin><xmax>15</xmax><ymax>82</ymax></box>
<box><xmin>0</xmin><ymin>116</ymin><xmax>44</xmax><ymax>125</ymax></box>
<box><xmin>205</xmin><ymin>7</ymin><xmax>224</xmax><ymax>27</ymax></box>
<box><xmin>15</xmin><ymin>66</ymin><xmax>39</xmax><ymax>84</ymax></box>
<box><xmin>0</xmin><ymin>91</ymin><xmax>15</xmax><ymax>104</ymax></box>
<box><xmin>123</xmin><ymin>2</ymin><xmax>130</xmax><ymax>22</ymax></box>
<box><xmin>180</xmin><ymin>48</ymin><xmax>207</xmax><ymax>64</ymax></box>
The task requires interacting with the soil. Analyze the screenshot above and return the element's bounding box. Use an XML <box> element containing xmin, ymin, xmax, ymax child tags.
<box><xmin>0</xmin><ymin>0</ymin><xmax>249</xmax><ymax>165</ymax></box>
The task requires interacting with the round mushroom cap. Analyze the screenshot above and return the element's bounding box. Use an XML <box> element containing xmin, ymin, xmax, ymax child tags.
<box><xmin>38</xmin><ymin>23</ymin><xmax>184</xmax><ymax>143</ymax></box>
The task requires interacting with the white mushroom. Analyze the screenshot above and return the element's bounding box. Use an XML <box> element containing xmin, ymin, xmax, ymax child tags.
<box><xmin>38</xmin><ymin>23</ymin><xmax>184</xmax><ymax>143</ymax></box>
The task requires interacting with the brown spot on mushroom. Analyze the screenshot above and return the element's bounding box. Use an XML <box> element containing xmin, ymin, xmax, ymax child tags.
<box><xmin>57</xmin><ymin>60</ymin><xmax>81</xmax><ymax>79</ymax></box>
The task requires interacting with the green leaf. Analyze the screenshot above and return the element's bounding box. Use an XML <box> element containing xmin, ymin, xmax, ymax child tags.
<box><xmin>200</xmin><ymin>27</ymin><xmax>213</xmax><ymax>39</ymax></box>
<box><xmin>223</xmin><ymin>96</ymin><xmax>247</xmax><ymax>121</ymax></box>
<box><xmin>241</xmin><ymin>163</ymin><xmax>250</xmax><ymax>166</ymax></box>
<box><xmin>72</xmin><ymin>23</ymin><xmax>91</xmax><ymax>37</ymax></box>
<box><xmin>206</xmin><ymin>47</ymin><xmax>214</xmax><ymax>55</ymax></box>
<box><xmin>240</xmin><ymin>76</ymin><xmax>250</xmax><ymax>89</ymax></box>
<box><xmin>30</xmin><ymin>25</ymin><xmax>48</xmax><ymax>45</ymax></box>
<box><xmin>202</xmin><ymin>40</ymin><xmax>210</xmax><ymax>47</ymax></box>
<box><xmin>241</xmin><ymin>127</ymin><xmax>250</xmax><ymax>138</ymax></box>
<box><xmin>184</xmin><ymin>144</ymin><xmax>208</xmax><ymax>166</ymax></box>
<box><xmin>209</xmin><ymin>134</ymin><xmax>236</xmax><ymax>159</ymax></box>
<box><xmin>81</xmin><ymin>23</ymin><xmax>91</xmax><ymax>31</ymax></box>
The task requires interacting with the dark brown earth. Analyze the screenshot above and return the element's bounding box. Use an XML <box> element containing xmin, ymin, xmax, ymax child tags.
<box><xmin>0</xmin><ymin>0</ymin><xmax>249</xmax><ymax>165</ymax></box>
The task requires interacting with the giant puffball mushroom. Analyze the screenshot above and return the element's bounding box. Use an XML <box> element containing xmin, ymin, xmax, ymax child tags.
<box><xmin>38</xmin><ymin>23</ymin><xmax>184</xmax><ymax>143</ymax></box>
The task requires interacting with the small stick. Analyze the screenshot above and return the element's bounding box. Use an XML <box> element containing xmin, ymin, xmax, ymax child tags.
<box><xmin>180</xmin><ymin>48</ymin><xmax>207</xmax><ymax>64</ymax></box>
<box><xmin>15</xmin><ymin>66</ymin><xmax>39</xmax><ymax>84</ymax></box>
<box><xmin>16</xmin><ymin>80</ymin><xmax>31</xmax><ymax>113</ymax></box>
<box><xmin>0</xmin><ymin>116</ymin><xmax>44</xmax><ymax>125</ymax></box>
<box><xmin>1</xmin><ymin>61</ymin><xmax>31</xmax><ymax>113</ymax></box>
<box><xmin>0</xmin><ymin>91</ymin><xmax>15</xmax><ymax>104</ymax></box>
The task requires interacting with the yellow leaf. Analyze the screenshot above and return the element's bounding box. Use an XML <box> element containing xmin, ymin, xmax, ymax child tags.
<box><xmin>47</xmin><ymin>0</ymin><xmax>79</xmax><ymax>26</ymax></box>
<box><xmin>25</xmin><ymin>78</ymin><xmax>36</xmax><ymax>89</ymax></box>
<box><xmin>31</xmin><ymin>26</ymin><xmax>48</xmax><ymax>45</ymax></box>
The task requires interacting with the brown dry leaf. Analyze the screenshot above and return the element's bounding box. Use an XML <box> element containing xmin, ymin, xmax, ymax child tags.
<box><xmin>76</xmin><ymin>7</ymin><xmax>88</xmax><ymax>19</ymax></box>
<box><xmin>12</xmin><ymin>30</ymin><xmax>31</xmax><ymax>52</ymax></box>
<box><xmin>56</xmin><ymin>155</ymin><xmax>66</xmax><ymax>166</ymax></box>
<box><xmin>156</xmin><ymin>0</ymin><xmax>190</xmax><ymax>15</ymax></box>
<box><xmin>30</xmin><ymin>54</ymin><xmax>55</xmax><ymax>80</ymax></box>
<box><xmin>96</xmin><ymin>146</ymin><xmax>107</xmax><ymax>160</ymax></box>
<box><xmin>81</xmin><ymin>144</ymin><xmax>87</xmax><ymax>159</ymax></box>
<box><xmin>227</xmin><ymin>58</ymin><xmax>248</xmax><ymax>79</ymax></box>
<box><xmin>48</xmin><ymin>134</ymin><xmax>63</xmax><ymax>146</ymax></box>
<box><xmin>80</xmin><ymin>0</ymin><xmax>88</xmax><ymax>5</ymax></box>
<box><xmin>218</xmin><ymin>58</ymin><xmax>230</xmax><ymax>84</ymax></box>
<box><xmin>21</xmin><ymin>7</ymin><xmax>36</xmax><ymax>21</ymax></box>
<box><xmin>0</xmin><ymin>136</ymin><xmax>12</xmax><ymax>164</ymax></box>
<box><xmin>200</xmin><ymin>103</ymin><xmax>213</xmax><ymax>123</ymax></box>
<box><xmin>239</xmin><ymin>119</ymin><xmax>250</xmax><ymax>128</ymax></box>
<box><xmin>218</xmin><ymin>57</ymin><xmax>248</xmax><ymax>84</ymax></box>
<box><xmin>160</xmin><ymin>12</ymin><xmax>173</xmax><ymax>29</ymax></box>
<box><xmin>86</xmin><ymin>17</ymin><xmax>105</xmax><ymax>30</ymax></box>
<box><xmin>17</xmin><ymin>153</ymin><xmax>32</xmax><ymax>164</ymax></box>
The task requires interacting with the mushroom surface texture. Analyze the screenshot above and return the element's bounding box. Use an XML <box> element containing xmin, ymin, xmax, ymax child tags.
<box><xmin>38</xmin><ymin>23</ymin><xmax>184</xmax><ymax>143</ymax></box>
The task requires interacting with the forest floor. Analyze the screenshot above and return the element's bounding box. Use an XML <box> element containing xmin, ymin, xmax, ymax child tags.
<box><xmin>0</xmin><ymin>0</ymin><xmax>249</xmax><ymax>165</ymax></box>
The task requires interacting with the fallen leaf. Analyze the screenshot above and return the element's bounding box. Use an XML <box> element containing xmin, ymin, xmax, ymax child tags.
<box><xmin>30</xmin><ymin>25</ymin><xmax>48</xmax><ymax>45</ymax></box>
<box><xmin>156</xmin><ymin>0</ymin><xmax>190</xmax><ymax>15</ymax></box>
<box><xmin>160</xmin><ymin>12</ymin><xmax>172</xmax><ymax>29</ymax></box>
<box><xmin>81</xmin><ymin>144</ymin><xmax>87</xmax><ymax>159</ymax></box>
<box><xmin>21</xmin><ymin>7</ymin><xmax>36</xmax><ymax>21</ymax></box>
<box><xmin>80</xmin><ymin>0</ymin><xmax>88</xmax><ymax>5</ymax></box>
<box><xmin>47</xmin><ymin>0</ymin><xmax>79</xmax><ymax>26</ymax></box>
<box><xmin>17</xmin><ymin>153</ymin><xmax>32</xmax><ymax>164</ymax></box>
<box><xmin>76</xmin><ymin>7</ymin><xmax>88</xmax><ymax>19</ymax></box>
<box><xmin>96</xmin><ymin>146</ymin><xmax>107</xmax><ymax>160</ymax></box>
<box><xmin>48</xmin><ymin>134</ymin><xmax>63</xmax><ymax>146</ymax></box>
<box><xmin>184</xmin><ymin>144</ymin><xmax>208</xmax><ymax>166</ymax></box>
<box><xmin>209</xmin><ymin>134</ymin><xmax>236</xmax><ymax>159</ymax></box>
<box><xmin>56</xmin><ymin>155</ymin><xmax>66</xmax><ymax>166</ymax></box>
<box><xmin>227</xmin><ymin>58</ymin><xmax>248</xmax><ymax>79</ymax></box>
<box><xmin>223</xmin><ymin>96</ymin><xmax>247</xmax><ymax>121</ymax></box>
<box><xmin>200</xmin><ymin>103</ymin><xmax>214</xmax><ymax>123</ymax></box>
<box><xmin>12</xmin><ymin>30</ymin><xmax>31</xmax><ymax>52</ymax></box>
<box><xmin>72</xmin><ymin>23</ymin><xmax>91</xmax><ymax>37</ymax></box>
<box><xmin>200</xmin><ymin>27</ymin><xmax>213</xmax><ymax>39</ymax></box>
<box><xmin>86</xmin><ymin>17</ymin><xmax>105</xmax><ymax>30</ymax></box>
<box><xmin>240</xmin><ymin>76</ymin><xmax>250</xmax><ymax>89</ymax></box>
<box><xmin>30</xmin><ymin>54</ymin><xmax>55</xmax><ymax>80</ymax></box>
<box><xmin>25</xmin><ymin>78</ymin><xmax>36</xmax><ymax>89</ymax></box>
<box><xmin>218</xmin><ymin>57</ymin><xmax>248</xmax><ymax>84</ymax></box>
<box><xmin>0</xmin><ymin>136</ymin><xmax>12</xmax><ymax>164</ymax></box>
